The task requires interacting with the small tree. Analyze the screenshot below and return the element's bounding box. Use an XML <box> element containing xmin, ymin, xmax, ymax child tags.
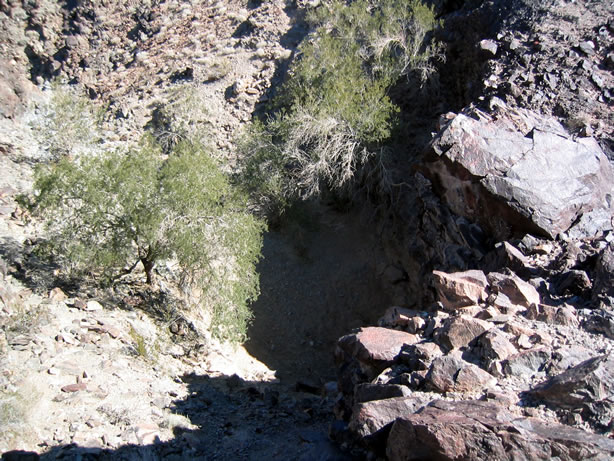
<box><xmin>239</xmin><ymin>0</ymin><xmax>440</xmax><ymax>210</ymax></box>
<box><xmin>33</xmin><ymin>136</ymin><xmax>265</xmax><ymax>342</ymax></box>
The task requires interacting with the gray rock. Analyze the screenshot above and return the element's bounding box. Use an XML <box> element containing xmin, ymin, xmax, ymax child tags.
<box><xmin>423</xmin><ymin>109</ymin><xmax>614</xmax><ymax>239</ymax></box>
<box><xmin>479</xmin><ymin>39</ymin><xmax>498</xmax><ymax>56</ymax></box>
<box><xmin>583</xmin><ymin>310</ymin><xmax>614</xmax><ymax>339</ymax></box>
<box><xmin>503</xmin><ymin>347</ymin><xmax>551</xmax><ymax>377</ymax></box>
<box><xmin>579</xmin><ymin>40</ymin><xmax>596</xmax><ymax>56</ymax></box>
<box><xmin>398</xmin><ymin>342</ymin><xmax>443</xmax><ymax>371</ymax></box>
<box><xmin>529</xmin><ymin>354</ymin><xmax>614</xmax><ymax>409</ymax></box>
<box><xmin>592</xmin><ymin>244</ymin><xmax>614</xmax><ymax>306</ymax></box>
<box><xmin>548</xmin><ymin>346</ymin><xmax>594</xmax><ymax>374</ymax></box>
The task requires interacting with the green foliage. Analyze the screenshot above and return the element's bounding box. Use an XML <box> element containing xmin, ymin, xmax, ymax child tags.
<box><xmin>33</xmin><ymin>137</ymin><xmax>265</xmax><ymax>343</ymax></box>
<box><xmin>30</xmin><ymin>83</ymin><xmax>105</xmax><ymax>160</ymax></box>
<box><xmin>240</xmin><ymin>0</ymin><xmax>439</xmax><ymax>207</ymax></box>
<box><xmin>237</xmin><ymin>118</ymin><xmax>292</xmax><ymax>218</ymax></box>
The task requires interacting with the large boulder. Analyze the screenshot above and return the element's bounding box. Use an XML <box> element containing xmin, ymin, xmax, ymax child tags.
<box><xmin>386</xmin><ymin>400</ymin><xmax>614</xmax><ymax>461</ymax></box>
<box><xmin>529</xmin><ymin>354</ymin><xmax>614</xmax><ymax>409</ymax></box>
<box><xmin>422</xmin><ymin>108</ymin><xmax>614</xmax><ymax>239</ymax></box>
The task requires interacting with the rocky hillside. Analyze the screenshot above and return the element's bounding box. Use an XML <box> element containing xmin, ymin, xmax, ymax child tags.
<box><xmin>1</xmin><ymin>0</ymin><xmax>614</xmax><ymax>460</ymax></box>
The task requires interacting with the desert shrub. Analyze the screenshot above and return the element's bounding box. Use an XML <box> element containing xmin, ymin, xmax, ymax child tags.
<box><xmin>146</xmin><ymin>84</ymin><xmax>213</xmax><ymax>153</ymax></box>
<box><xmin>32</xmin><ymin>136</ymin><xmax>265</xmax><ymax>343</ymax></box>
<box><xmin>239</xmin><ymin>0</ymin><xmax>440</xmax><ymax>208</ymax></box>
<box><xmin>30</xmin><ymin>83</ymin><xmax>105</xmax><ymax>160</ymax></box>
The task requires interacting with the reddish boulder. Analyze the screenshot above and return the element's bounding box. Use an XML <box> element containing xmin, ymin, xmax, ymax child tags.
<box><xmin>336</xmin><ymin>327</ymin><xmax>419</xmax><ymax>380</ymax></box>
<box><xmin>386</xmin><ymin>400</ymin><xmax>614</xmax><ymax>461</ymax></box>
<box><xmin>349</xmin><ymin>396</ymin><xmax>431</xmax><ymax>439</ymax></box>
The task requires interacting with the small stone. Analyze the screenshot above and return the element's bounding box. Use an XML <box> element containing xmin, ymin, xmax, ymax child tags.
<box><xmin>73</xmin><ymin>299</ymin><xmax>87</xmax><ymax>310</ymax></box>
<box><xmin>134</xmin><ymin>423</ymin><xmax>160</xmax><ymax>445</ymax></box>
<box><xmin>106</xmin><ymin>327</ymin><xmax>121</xmax><ymax>339</ymax></box>
<box><xmin>49</xmin><ymin>287</ymin><xmax>67</xmax><ymax>302</ymax></box>
<box><xmin>61</xmin><ymin>382</ymin><xmax>87</xmax><ymax>393</ymax></box>
<box><xmin>579</xmin><ymin>40</ymin><xmax>595</xmax><ymax>56</ymax></box>
<box><xmin>86</xmin><ymin>300</ymin><xmax>103</xmax><ymax>311</ymax></box>
<box><xmin>479</xmin><ymin>39</ymin><xmax>498</xmax><ymax>56</ymax></box>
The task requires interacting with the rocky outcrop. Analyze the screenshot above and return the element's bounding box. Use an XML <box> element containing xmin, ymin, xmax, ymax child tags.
<box><xmin>423</xmin><ymin>107</ymin><xmax>614</xmax><ymax>240</ymax></box>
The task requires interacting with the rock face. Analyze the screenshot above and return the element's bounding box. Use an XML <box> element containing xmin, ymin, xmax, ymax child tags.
<box><xmin>423</xmin><ymin>108</ymin><xmax>614</xmax><ymax>239</ymax></box>
<box><xmin>386</xmin><ymin>400</ymin><xmax>614</xmax><ymax>461</ymax></box>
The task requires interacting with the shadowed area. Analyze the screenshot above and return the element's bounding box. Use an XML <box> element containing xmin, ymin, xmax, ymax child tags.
<box><xmin>245</xmin><ymin>202</ymin><xmax>393</xmax><ymax>383</ymax></box>
<box><xmin>23</xmin><ymin>373</ymin><xmax>353</xmax><ymax>460</ymax></box>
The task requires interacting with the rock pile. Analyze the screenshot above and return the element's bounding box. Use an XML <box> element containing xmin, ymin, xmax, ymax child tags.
<box><xmin>333</xmin><ymin>234</ymin><xmax>614</xmax><ymax>459</ymax></box>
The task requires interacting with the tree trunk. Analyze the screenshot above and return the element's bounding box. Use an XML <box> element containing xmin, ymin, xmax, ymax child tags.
<box><xmin>142</xmin><ymin>258</ymin><xmax>155</xmax><ymax>285</ymax></box>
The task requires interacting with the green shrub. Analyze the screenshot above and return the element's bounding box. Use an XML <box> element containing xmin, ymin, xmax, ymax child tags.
<box><xmin>240</xmin><ymin>0</ymin><xmax>439</xmax><ymax>206</ymax></box>
<box><xmin>32</xmin><ymin>136</ymin><xmax>265</xmax><ymax>343</ymax></box>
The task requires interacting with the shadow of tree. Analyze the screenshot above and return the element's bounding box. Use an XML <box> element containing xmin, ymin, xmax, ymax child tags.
<box><xmin>6</xmin><ymin>373</ymin><xmax>355</xmax><ymax>461</ymax></box>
